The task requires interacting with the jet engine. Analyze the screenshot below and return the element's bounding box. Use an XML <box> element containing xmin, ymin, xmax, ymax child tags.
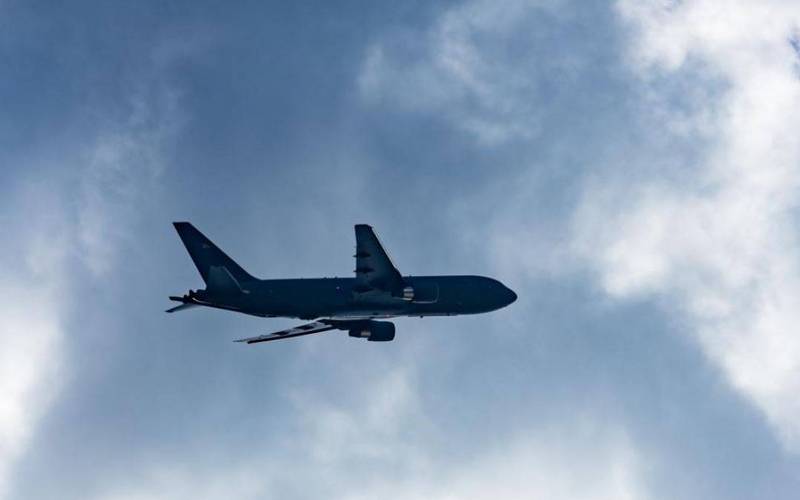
<box><xmin>348</xmin><ymin>320</ymin><xmax>395</xmax><ymax>342</ymax></box>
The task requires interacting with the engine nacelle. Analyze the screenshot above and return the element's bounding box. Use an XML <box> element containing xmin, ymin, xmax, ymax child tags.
<box><xmin>348</xmin><ymin>320</ymin><xmax>396</xmax><ymax>342</ymax></box>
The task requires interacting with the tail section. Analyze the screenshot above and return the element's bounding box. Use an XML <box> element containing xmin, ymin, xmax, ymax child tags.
<box><xmin>172</xmin><ymin>222</ymin><xmax>257</xmax><ymax>286</ymax></box>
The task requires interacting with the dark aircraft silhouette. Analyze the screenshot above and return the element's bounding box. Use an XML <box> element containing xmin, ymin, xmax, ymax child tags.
<box><xmin>167</xmin><ymin>222</ymin><xmax>516</xmax><ymax>344</ymax></box>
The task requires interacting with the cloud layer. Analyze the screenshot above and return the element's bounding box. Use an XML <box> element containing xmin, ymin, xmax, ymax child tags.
<box><xmin>4</xmin><ymin>1</ymin><xmax>800</xmax><ymax>499</ymax></box>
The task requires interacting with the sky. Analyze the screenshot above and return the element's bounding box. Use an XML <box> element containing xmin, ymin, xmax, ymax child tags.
<box><xmin>2</xmin><ymin>0</ymin><xmax>800</xmax><ymax>498</ymax></box>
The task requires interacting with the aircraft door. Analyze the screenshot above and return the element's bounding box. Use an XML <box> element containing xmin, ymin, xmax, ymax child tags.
<box><xmin>402</xmin><ymin>281</ymin><xmax>439</xmax><ymax>304</ymax></box>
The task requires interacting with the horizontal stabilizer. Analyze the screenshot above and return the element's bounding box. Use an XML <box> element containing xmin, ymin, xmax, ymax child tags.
<box><xmin>165</xmin><ymin>303</ymin><xmax>198</xmax><ymax>313</ymax></box>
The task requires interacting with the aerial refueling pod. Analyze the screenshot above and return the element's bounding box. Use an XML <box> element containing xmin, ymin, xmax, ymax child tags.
<box><xmin>348</xmin><ymin>320</ymin><xmax>395</xmax><ymax>342</ymax></box>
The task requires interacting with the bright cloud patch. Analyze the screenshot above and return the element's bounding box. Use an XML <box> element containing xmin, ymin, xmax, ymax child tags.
<box><xmin>575</xmin><ymin>0</ymin><xmax>800</xmax><ymax>449</ymax></box>
<box><xmin>0</xmin><ymin>184</ymin><xmax>70</xmax><ymax>497</ymax></box>
<box><xmin>0</xmin><ymin>274</ymin><xmax>65</xmax><ymax>497</ymax></box>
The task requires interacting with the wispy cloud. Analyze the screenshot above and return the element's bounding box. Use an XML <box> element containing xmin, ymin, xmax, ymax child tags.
<box><xmin>358</xmin><ymin>0</ymin><xmax>568</xmax><ymax>145</ymax></box>
<box><xmin>78</xmin><ymin>81</ymin><xmax>181</xmax><ymax>277</ymax></box>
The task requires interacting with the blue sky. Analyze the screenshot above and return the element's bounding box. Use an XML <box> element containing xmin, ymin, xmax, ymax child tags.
<box><xmin>3</xmin><ymin>1</ymin><xmax>800</xmax><ymax>498</ymax></box>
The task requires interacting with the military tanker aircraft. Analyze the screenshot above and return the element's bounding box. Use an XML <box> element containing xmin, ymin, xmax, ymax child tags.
<box><xmin>167</xmin><ymin>222</ymin><xmax>516</xmax><ymax>344</ymax></box>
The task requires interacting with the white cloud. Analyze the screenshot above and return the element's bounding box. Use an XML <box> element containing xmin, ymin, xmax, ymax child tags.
<box><xmin>574</xmin><ymin>0</ymin><xmax>800</xmax><ymax>449</ymax></box>
<box><xmin>358</xmin><ymin>0</ymin><xmax>566</xmax><ymax>145</ymax></box>
<box><xmin>0</xmin><ymin>289</ymin><xmax>62</xmax><ymax>473</ymax></box>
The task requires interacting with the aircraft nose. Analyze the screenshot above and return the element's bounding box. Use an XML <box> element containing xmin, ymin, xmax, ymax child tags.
<box><xmin>502</xmin><ymin>285</ymin><xmax>517</xmax><ymax>306</ymax></box>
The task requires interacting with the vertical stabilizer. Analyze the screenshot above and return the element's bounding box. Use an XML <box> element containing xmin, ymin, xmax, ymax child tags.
<box><xmin>172</xmin><ymin>222</ymin><xmax>257</xmax><ymax>285</ymax></box>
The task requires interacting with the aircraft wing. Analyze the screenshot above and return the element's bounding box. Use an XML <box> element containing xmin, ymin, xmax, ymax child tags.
<box><xmin>354</xmin><ymin>224</ymin><xmax>404</xmax><ymax>293</ymax></box>
<box><xmin>233</xmin><ymin>321</ymin><xmax>336</xmax><ymax>344</ymax></box>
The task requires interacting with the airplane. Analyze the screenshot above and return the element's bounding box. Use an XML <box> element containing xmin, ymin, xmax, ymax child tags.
<box><xmin>167</xmin><ymin>222</ymin><xmax>517</xmax><ymax>344</ymax></box>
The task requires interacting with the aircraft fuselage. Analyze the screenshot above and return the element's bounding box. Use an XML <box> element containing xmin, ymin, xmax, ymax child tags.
<box><xmin>189</xmin><ymin>275</ymin><xmax>516</xmax><ymax>320</ymax></box>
